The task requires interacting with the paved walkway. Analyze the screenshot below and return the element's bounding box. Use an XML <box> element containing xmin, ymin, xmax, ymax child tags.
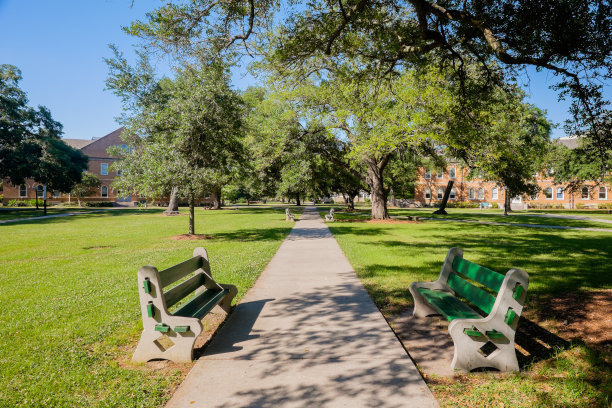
<box><xmin>167</xmin><ymin>207</ymin><xmax>437</xmax><ymax>408</ymax></box>
<box><xmin>414</xmin><ymin>217</ymin><xmax>612</xmax><ymax>232</ymax></box>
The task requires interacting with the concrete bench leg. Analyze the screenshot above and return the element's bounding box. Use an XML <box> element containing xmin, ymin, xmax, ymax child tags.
<box><xmin>133</xmin><ymin>321</ymin><xmax>203</xmax><ymax>363</ymax></box>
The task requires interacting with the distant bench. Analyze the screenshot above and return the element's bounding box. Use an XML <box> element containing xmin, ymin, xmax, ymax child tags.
<box><xmin>409</xmin><ymin>247</ymin><xmax>528</xmax><ymax>372</ymax></box>
<box><xmin>132</xmin><ymin>247</ymin><xmax>237</xmax><ymax>363</ymax></box>
<box><xmin>285</xmin><ymin>208</ymin><xmax>295</xmax><ymax>221</ymax></box>
<box><xmin>479</xmin><ymin>202</ymin><xmax>492</xmax><ymax>209</ymax></box>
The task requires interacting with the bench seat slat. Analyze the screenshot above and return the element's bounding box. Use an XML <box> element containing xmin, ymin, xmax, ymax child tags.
<box><xmin>452</xmin><ymin>257</ymin><xmax>505</xmax><ymax>292</ymax></box>
<box><xmin>164</xmin><ymin>273</ymin><xmax>205</xmax><ymax>309</ymax></box>
<box><xmin>447</xmin><ymin>273</ymin><xmax>497</xmax><ymax>315</ymax></box>
<box><xmin>173</xmin><ymin>288</ymin><xmax>229</xmax><ymax>319</ymax></box>
<box><xmin>417</xmin><ymin>288</ymin><xmax>483</xmax><ymax>321</ymax></box>
<box><xmin>159</xmin><ymin>256</ymin><xmax>202</xmax><ymax>288</ymax></box>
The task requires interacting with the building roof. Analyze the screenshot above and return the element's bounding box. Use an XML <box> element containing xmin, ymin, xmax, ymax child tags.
<box><xmin>62</xmin><ymin>138</ymin><xmax>94</xmax><ymax>149</ymax></box>
<box><xmin>556</xmin><ymin>136</ymin><xmax>581</xmax><ymax>149</ymax></box>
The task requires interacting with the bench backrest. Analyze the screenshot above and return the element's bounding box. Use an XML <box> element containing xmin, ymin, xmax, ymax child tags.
<box><xmin>447</xmin><ymin>257</ymin><xmax>511</xmax><ymax>315</ymax></box>
<box><xmin>155</xmin><ymin>248</ymin><xmax>221</xmax><ymax>309</ymax></box>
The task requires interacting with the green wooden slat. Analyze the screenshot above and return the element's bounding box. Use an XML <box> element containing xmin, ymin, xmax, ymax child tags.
<box><xmin>513</xmin><ymin>284</ymin><xmax>524</xmax><ymax>300</ymax></box>
<box><xmin>486</xmin><ymin>330</ymin><xmax>505</xmax><ymax>339</ymax></box>
<box><xmin>164</xmin><ymin>273</ymin><xmax>205</xmax><ymax>308</ymax></box>
<box><xmin>174</xmin><ymin>326</ymin><xmax>190</xmax><ymax>333</ymax></box>
<box><xmin>452</xmin><ymin>257</ymin><xmax>505</xmax><ymax>293</ymax></box>
<box><xmin>172</xmin><ymin>288</ymin><xmax>229</xmax><ymax>319</ymax></box>
<box><xmin>159</xmin><ymin>256</ymin><xmax>202</xmax><ymax>288</ymax></box>
<box><xmin>447</xmin><ymin>273</ymin><xmax>497</xmax><ymax>315</ymax></box>
<box><xmin>504</xmin><ymin>308</ymin><xmax>516</xmax><ymax>326</ymax></box>
<box><xmin>155</xmin><ymin>324</ymin><xmax>169</xmax><ymax>333</ymax></box>
<box><xmin>464</xmin><ymin>327</ymin><xmax>483</xmax><ymax>337</ymax></box>
<box><xmin>143</xmin><ymin>278</ymin><xmax>152</xmax><ymax>294</ymax></box>
<box><xmin>417</xmin><ymin>288</ymin><xmax>483</xmax><ymax>321</ymax></box>
<box><xmin>147</xmin><ymin>302</ymin><xmax>155</xmax><ymax>318</ymax></box>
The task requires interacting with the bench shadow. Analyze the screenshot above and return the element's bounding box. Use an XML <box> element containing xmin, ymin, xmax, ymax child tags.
<box><xmin>515</xmin><ymin>316</ymin><xmax>571</xmax><ymax>369</ymax></box>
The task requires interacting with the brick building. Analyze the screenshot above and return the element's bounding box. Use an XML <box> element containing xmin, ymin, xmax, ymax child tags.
<box><xmin>2</xmin><ymin>128</ymin><xmax>133</xmax><ymax>205</ymax></box>
<box><xmin>414</xmin><ymin>137</ymin><xmax>611</xmax><ymax>209</ymax></box>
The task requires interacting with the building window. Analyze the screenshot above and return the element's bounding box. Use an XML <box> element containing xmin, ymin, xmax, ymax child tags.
<box><xmin>437</xmin><ymin>168</ymin><xmax>444</xmax><ymax>179</ymax></box>
<box><xmin>19</xmin><ymin>185</ymin><xmax>27</xmax><ymax>198</ymax></box>
<box><xmin>581</xmin><ymin>186</ymin><xmax>589</xmax><ymax>199</ymax></box>
<box><xmin>492</xmin><ymin>188</ymin><xmax>498</xmax><ymax>200</ymax></box>
<box><xmin>101</xmin><ymin>186</ymin><xmax>108</xmax><ymax>198</ymax></box>
<box><xmin>424</xmin><ymin>188</ymin><xmax>431</xmax><ymax>200</ymax></box>
<box><xmin>437</xmin><ymin>188</ymin><xmax>444</xmax><ymax>200</ymax></box>
<box><xmin>478</xmin><ymin>188</ymin><xmax>485</xmax><ymax>200</ymax></box>
<box><xmin>530</xmin><ymin>190</ymin><xmax>538</xmax><ymax>200</ymax></box>
<box><xmin>468</xmin><ymin>188</ymin><xmax>475</xmax><ymax>199</ymax></box>
<box><xmin>599</xmin><ymin>187</ymin><xmax>607</xmax><ymax>200</ymax></box>
<box><xmin>449</xmin><ymin>188</ymin><xmax>456</xmax><ymax>200</ymax></box>
<box><xmin>101</xmin><ymin>163</ymin><xmax>108</xmax><ymax>176</ymax></box>
<box><xmin>424</xmin><ymin>169</ymin><xmax>431</xmax><ymax>179</ymax></box>
<box><xmin>556</xmin><ymin>187</ymin><xmax>564</xmax><ymax>199</ymax></box>
<box><xmin>544</xmin><ymin>187</ymin><xmax>553</xmax><ymax>199</ymax></box>
<box><xmin>449</xmin><ymin>167</ymin><xmax>456</xmax><ymax>179</ymax></box>
<box><xmin>53</xmin><ymin>190</ymin><xmax>61</xmax><ymax>198</ymax></box>
<box><xmin>35</xmin><ymin>185</ymin><xmax>44</xmax><ymax>198</ymax></box>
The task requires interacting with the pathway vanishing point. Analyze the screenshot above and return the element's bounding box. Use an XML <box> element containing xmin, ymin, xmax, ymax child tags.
<box><xmin>166</xmin><ymin>207</ymin><xmax>438</xmax><ymax>408</ymax></box>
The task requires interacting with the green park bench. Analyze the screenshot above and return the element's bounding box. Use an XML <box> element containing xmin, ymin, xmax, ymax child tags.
<box><xmin>409</xmin><ymin>247</ymin><xmax>529</xmax><ymax>372</ymax></box>
<box><xmin>132</xmin><ymin>247</ymin><xmax>237</xmax><ymax>363</ymax></box>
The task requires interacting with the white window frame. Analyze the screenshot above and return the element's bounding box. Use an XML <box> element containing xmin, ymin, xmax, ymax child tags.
<box><xmin>468</xmin><ymin>188</ymin><xmax>475</xmax><ymax>200</ymax></box>
<box><xmin>491</xmin><ymin>188</ymin><xmax>498</xmax><ymax>200</ymax></box>
<box><xmin>18</xmin><ymin>185</ymin><xmax>27</xmax><ymax>198</ymax></box>
<box><xmin>35</xmin><ymin>185</ymin><xmax>44</xmax><ymax>198</ymax></box>
<box><xmin>101</xmin><ymin>185</ymin><xmax>108</xmax><ymax>198</ymax></box>
<box><xmin>449</xmin><ymin>188</ymin><xmax>457</xmax><ymax>200</ymax></box>
<box><xmin>437</xmin><ymin>188</ymin><xmax>444</xmax><ymax>200</ymax></box>
<box><xmin>424</xmin><ymin>169</ymin><xmax>431</xmax><ymax>179</ymax></box>
<box><xmin>599</xmin><ymin>186</ymin><xmax>607</xmax><ymax>200</ymax></box>
<box><xmin>544</xmin><ymin>187</ymin><xmax>553</xmax><ymax>200</ymax></box>
<box><xmin>556</xmin><ymin>187</ymin><xmax>564</xmax><ymax>199</ymax></box>
<box><xmin>424</xmin><ymin>188</ymin><xmax>431</xmax><ymax>200</ymax></box>
<box><xmin>437</xmin><ymin>168</ymin><xmax>444</xmax><ymax>179</ymax></box>
<box><xmin>478</xmin><ymin>188</ymin><xmax>485</xmax><ymax>200</ymax></box>
<box><xmin>53</xmin><ymin>190</ymin><xmax>61</xmax><ymax>198</ymax></box>
<box><xmin>449</xmin><ymin>167</ymin><xmax>456</xmax><ymax>179</ymax></box>
<box><xmin>581</xmin><ymin>186</ymin><xmax>589</xmax><ymax>200</ymax></box>
<box><xmin>101</xmin><ymin>163</ymin><xmax>109</xmax><ymax>176</ymax></box>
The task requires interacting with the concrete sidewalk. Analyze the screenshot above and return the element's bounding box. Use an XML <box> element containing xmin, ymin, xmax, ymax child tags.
<box><xmin>166</xmin><ymin>207</ymin><xmax>437</xmax><ymax>408</ymax></box>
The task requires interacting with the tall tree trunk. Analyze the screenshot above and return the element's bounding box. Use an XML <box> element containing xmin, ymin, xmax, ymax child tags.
<box><xmin>366</xmin><ymin>160</ymin><xmax>389</xmax><ymax>219</ymax></box>
<box><xmin>211</xmin><ymin>186</ymin><xmax>222</xmax><ymax>210</ymax></box>
<box><xmin>188</xmin><ymin>194</ymin><xmax>195</xmax><ymax>234</ymax></box>
<box><xmin>295</xmin><ymin>193</ymin><xmax>301</xmax><ymax>206</ymax></box>
<box><xmin>163</xmin><ymin>187</ymin><xmax>180</xmax><ymax>215</ymax></box>
<box><xmin>504</xmin><ymin>190</ymin><xmax>511</xmax><ymax>216</ymax></box>
<box><xmin>346</xmin><ymin>193</ymin><xmax>355</xmax><ymax>210</ymax></box>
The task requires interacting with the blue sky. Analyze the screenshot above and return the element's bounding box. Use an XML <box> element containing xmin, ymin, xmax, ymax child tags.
<box><xmin>0</xmin><ymin>0</ymin><xmax>601</xmax><ymax>141</ymax></box>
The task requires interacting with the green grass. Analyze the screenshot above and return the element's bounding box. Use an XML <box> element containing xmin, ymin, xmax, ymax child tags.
<box><xmin>0</xmin><ymin>206</ymin><xmax>295</xmax><ymax>407</ymax></box>
<box><xmin>0</xmin><ymin>207</ymin><xmax>102</xmax><ymax>221</ymax></box>
<box><xmin>388</xmin><ymin>208</ymin><xmax>612</xmax><ymax>229</ymax></box>
<box><xmin>325</xmin><ymin>207</ymin><xmax>611</xmax><ymax>407</ymax></box>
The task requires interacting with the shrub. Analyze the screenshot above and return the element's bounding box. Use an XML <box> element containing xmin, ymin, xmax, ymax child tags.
<box><xmin>27</xmin><ymin>199</ymin><xmax>44</xmax><ymax>207</ymax></box>
<box><xmin>575</xmin><ymin>203</ymin><xmax>586</xmax><ymax>209</ymax></box>
<box><xmin>83</xmin><ymin>201</ymin><xmax>114</xmax><ymax>207</ymax></box>
<box><xmin>446</xmin><ymin>201</ymin><xmax>479</xmax><ymax>208</ymax></box>
<box><xmin>492</xmin><ymin>202</ymin><xmax>498</xmax><ymax>208</ymax></box>
<box><xmin>8</xmin><ymin>199</ymin><xmax>28</xmax><ymax>207</ymax></box>
<box><xmin>597</xmin><ymin>203</ymin><xmax>612</xmax><ymax>209</ymax></box>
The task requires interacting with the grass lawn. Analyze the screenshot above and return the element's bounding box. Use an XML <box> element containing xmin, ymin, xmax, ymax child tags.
<box><xmin>324</xmin><ymin>207</ymin><xmax>611</xmax><ymax>408</ymax></box>
<box><xmin>390</xmin><ymin>208</ymin><xmax>612</xmax><ymax>229</ymax></box>
<box><xmin>0</xmin><ymin>206</ymin><xmax>296</xmax><ymax>407</ymax></box>
<box><xmin>0</xmin><ymin>207</ymin><xmax>102</xmax><ymax>221</ymax></box>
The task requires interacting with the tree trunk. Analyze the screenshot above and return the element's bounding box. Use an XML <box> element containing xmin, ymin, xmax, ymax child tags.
<box><xmin>504</xmin><ymin>191</ymin><xmax>512</xmax><ymax>216</ymax></box>
<box><xmin>366</xmin><ymin>160</ymin><xmax>389</xmax><ymax>219</ymax></box>
<box><xmin>347</xmin><ymin>194</ymin><xmax>355</xmax><ymax>210</ymax></box>
<box><xmin>211</xmin><ymin>186</ymin><xmax>222</xmax><ymax>210</ymax></box>
<box><xmin>295</xmin><ymin>193</ymin><xmax>301</xmax><ymax>207</ymax></box>
<box><xmin>163</xmin><ymin>187</ymin><xmax>180</xmax><ymax>215</ymax></box>
<box><xmin>188</xmin><ymin>195</ymin><xmax>195</xmax><ymax>234</ymax></box>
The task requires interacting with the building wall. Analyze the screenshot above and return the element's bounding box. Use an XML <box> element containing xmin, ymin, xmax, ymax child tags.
<box><xmin>414</xmin><ymin>166</ymin><xmax>612</xmax><ymax>208</ymax></box>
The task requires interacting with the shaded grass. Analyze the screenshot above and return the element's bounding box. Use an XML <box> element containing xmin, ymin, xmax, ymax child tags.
<box><xmin>0</xmin><ymin>207</ymin><xmax>103</xmax><ymax>221</ymax></box>
<box><xmin>0</xmin><ymin>206</ymin><xmax>294</xmax><ymax>407</ymax></box>
<box><xmin>326</xmin><ymin>209</ymin><xmax>611</xmax><ymax>407</ymax></box>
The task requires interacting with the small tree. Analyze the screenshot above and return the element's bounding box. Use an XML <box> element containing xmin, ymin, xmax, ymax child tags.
<box><xmin>70</xmin><ymin>173</ymin><xmax>101</xmax><ymax>206</ymax></box>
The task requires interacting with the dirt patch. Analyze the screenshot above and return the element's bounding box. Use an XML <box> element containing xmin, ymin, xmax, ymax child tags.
<box><xmin>83</xmin><ymin>246</ymin><xmax>112</xmax><ymax>250</ymax></box>
<box><xmin>336</xmin><ymin>218</ymin><xmax>420</xmax><ymax>224</ymax></box>
<box><xmin>170</xmin><ymin>234</ymin><xmax>214</xmax><ymax>241</ymax></box>
<box><xmin>525</xmin><ymin>289</ymin><xmax>612</xmax><ymax>350</ymax></box>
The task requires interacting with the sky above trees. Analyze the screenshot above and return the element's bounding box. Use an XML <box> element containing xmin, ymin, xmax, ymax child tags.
<box><xmin>0</xmin><ymin>0</ymin><xmax>607</xmax><ymax>141</ymax></box>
